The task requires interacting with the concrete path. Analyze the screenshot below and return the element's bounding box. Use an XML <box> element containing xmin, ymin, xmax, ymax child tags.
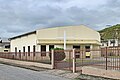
<box><xmin>0</xmin><ymin>64</ymin><xmax>70</xmax><ymax>80</ymax></box>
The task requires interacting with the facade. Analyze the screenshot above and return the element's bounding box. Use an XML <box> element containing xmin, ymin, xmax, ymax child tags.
<box><xmin>10</xmin><ymin>25</ymin><xmax>101</xmax><ymax>58</ymax></box>
<box><xmin>0</xmin><ymin>38</ymin><xmax>10</xmax><ymax>52</ymax></box>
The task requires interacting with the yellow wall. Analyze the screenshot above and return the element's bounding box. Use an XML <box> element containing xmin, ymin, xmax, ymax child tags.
<box><xmin>37</xmin><ymin>27</ymin><xmax>58</xmax><ymax>39</ymax></box>
<box><xmin>37</xmin><ymin>25</ymin><xmax>100</xmax><ymax>42</ymax></box>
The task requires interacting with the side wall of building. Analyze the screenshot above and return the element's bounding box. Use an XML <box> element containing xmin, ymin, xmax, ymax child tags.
<box><xmin>11</xmin><ymin>33</ymin><xmax>37</xmax><ymax>52</ymax></box>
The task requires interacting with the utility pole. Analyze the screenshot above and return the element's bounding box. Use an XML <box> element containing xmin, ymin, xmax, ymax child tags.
<box><xmin>64</xmin><ymin>30</ymin><xmax>66</xmax><ymax>50</ymax></box>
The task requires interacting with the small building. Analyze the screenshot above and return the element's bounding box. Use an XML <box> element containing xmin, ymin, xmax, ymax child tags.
<box><xmin>9</xmin><ymin>25</ymin><xmax>101</xmax><ymax>58</ymax></box>
<box><xmin>0</xmin><ymin>38</ymin><xmax>10</xmax><ymax>52</ymax></box>
<box><xmin>101</xmin><ymin>39</ymin><xmax>120</xmax><ymax>47</ymax></box>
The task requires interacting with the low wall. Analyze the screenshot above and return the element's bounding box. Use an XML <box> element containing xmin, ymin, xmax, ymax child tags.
<box><xmin>0</xmin><ymin>58</ymin><xmax>52</xmax><ymax>69</ymax></box>
<box><xmin>82</xmin><ymin>66</ymin><xmax>120</xmax><ymax>79</ymax></box>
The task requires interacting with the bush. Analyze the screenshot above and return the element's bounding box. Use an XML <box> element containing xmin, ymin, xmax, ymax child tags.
<box><xmin>49</xmin><ymin>47</ymin><xmax>66</xmax><ymax>61</ymax></box>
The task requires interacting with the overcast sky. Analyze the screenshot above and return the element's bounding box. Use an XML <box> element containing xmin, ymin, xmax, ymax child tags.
<box><xmin>0</xmin><ymin>0</ymin><xmax>120</xmax><ymax>38</ymax></box>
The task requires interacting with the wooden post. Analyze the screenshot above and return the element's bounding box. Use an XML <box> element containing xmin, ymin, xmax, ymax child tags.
<box><xmin>73</xmin><ymin>49</ymin><xmax>76</xmax><ymax>73</ymax></box>
<box><xmin>51</xmin><ymin>50</ymin><xmax>55</xmax><ymax>69</ymax></box>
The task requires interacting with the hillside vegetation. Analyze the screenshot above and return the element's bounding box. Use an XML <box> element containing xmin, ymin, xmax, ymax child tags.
<box><xmin>99</xmin><ymin>24</ymin><xmax>120</xmax><ymax>40</ymax></box>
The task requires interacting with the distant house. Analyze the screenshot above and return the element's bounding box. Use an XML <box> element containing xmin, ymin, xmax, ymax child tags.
<box><xmin>0</xmin><ymin>38</ymin><xmax>10</xmax><ymax>52</ymax></box>
<box><xmin>9</xmin><ymin>25</ymin><xmax>101</xmax><ymax>58</ymax></box>
<box><xmin>101</xmin><ymin>39</ymin><xmax>120</xmax><ymax>47</ymax></box>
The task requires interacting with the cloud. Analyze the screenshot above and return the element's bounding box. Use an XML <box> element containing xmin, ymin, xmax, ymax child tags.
<box><xmin>0</xmin><ymin>0</ymin><xmax>120</xmax><ymax>38</ymax></box>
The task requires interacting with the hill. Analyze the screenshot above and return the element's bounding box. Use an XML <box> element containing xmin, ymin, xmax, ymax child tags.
<box><xmin>99</xmin><ymin>24</ymin><xmax>120</xmax><ymax>40</ymax></box>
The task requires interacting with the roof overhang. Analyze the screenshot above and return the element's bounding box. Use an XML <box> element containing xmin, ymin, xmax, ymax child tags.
<box><xmin>9</xmin><ymin>31</ymin><xmax>36</xmax><ymax>40</ymax></box>
<box><xmin>37</xmin><ymin>39</ymin><xmax>101</xmax><ymax>45</ymax></box>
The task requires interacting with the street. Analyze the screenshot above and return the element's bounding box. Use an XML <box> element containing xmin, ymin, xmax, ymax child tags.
<box><xmin>0</xmin><ymin>64</ymin><xmax>70</xmax><ymax>80</ymax></box>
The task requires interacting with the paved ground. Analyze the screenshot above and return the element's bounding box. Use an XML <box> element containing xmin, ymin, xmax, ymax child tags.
<box><xmin>0</xmin><ymin>58</ymin><xmax>116</xmax><ymax>80</ymax></box>
<box><xmin>0</xmin><ymin>64</ymin><xmax>70</xmax><ymax>80</ymax></box>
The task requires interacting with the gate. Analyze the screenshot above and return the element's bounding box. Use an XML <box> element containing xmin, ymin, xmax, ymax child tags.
<box><xmin>54</xmin><ymin>50</ymin><xmax>73</xmax><ymax>71</ymax></box>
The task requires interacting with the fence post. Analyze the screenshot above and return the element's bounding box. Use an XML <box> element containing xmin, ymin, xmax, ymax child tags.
<box><xmin>51</xmin><ymin>50</ymin><xmax>55</xmax><ymax>69</ymax></box>
<box><xmin>73</xmin><ymin>49</ymin><xmax>76</xmax><ymax>73</ymax></box>
<box><xmin>106</xmin><ymin>47</ymin><xmax>108</xmax><ymax>70</ymax></box>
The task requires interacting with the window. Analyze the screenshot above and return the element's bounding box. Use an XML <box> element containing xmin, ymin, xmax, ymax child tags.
<box><xmin>15</xmin><ymin>47</ymin><xmax>17</xmax><ymax>56</ymax></box>
<box><xmin>28</xmin><ymin>46</ymin><xmax>30</xmax><ymax>56</ymax></box>
<box><xmin>73</xmin><ymin>45</ymin><xmax>80</xmax><ymax>49</ymax></box>
<box><xmin>49</xmin><ymin>45</ymin><xmax>54</xmax><ymax>51</ymax></box>
<box><xmin>41</xmin><ymin>45</ymin><xmax>46</xmax><ymax>51</ymax></box>
<box><xmin>73</xmin><ymin>45</ymin><xmax>80</xmax><ymax>58</ymax></box>
<box><xmin>33</xmin><ymin>45</ymin><xmax>35</xmax><ymax>52</ymax></box>
<box><xmin>41</xmin><ymin>45</ymin><xmax>46</xmax><ymax>56</ymax></box>
<box><xmin>102</xmin><ymin>43</ymin><xmax>104</xmax><ymax>46</ymax></box>
<box><xmin>5</xmin><ymin>45</ymin><xmax>10</xmax><ymax>48</ymax></box>
<box><xmin>23</xmin><ymin>46</ymin><xmax>25</xmax><ymax>56</ymax></box>
<box><xmin>19</xmin><ymin>50</ymin><xmax>21</xmax><ymax>52</ymax></box>
<box><xmin>85</xmin><ymin>46</ymin><xmax>90</xmax><ymax>58</ymax></box>
<box><xmin>107</xmin><ymin>42</ymin><xmax>108</xmax><ymax>46</ymax></box>
<box><xmin>15</xmin><ymin>47</ymin><xmax>17</xmax><ymax>52</ymax></box>
<box><xmin>4</xmin><ymin>50</ymin><xmax>8</xmax><ymax>52</ymax></box>
<box><xmin>85</xmin><ymin>46</ymin><xmax>90</xmax><ymax>52</ymax></box>
<box><xmin>33</xmin><ymin>45</ymin><xmax>35</xmax><ymax>56</ymax></box>
<box><xmin>19</xmin><ymin>50</ymin><xmax>21</xmax><ymax>58</ymax></box>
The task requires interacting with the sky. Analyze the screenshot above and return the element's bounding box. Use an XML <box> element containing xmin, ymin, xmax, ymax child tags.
<box><xmin>0</xmin><ymin>0</ymin><xmax>120</xmax><ymax>38</ymax></box>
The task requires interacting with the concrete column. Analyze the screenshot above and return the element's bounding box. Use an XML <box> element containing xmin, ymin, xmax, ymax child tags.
<box><xmin>51</xmin><ymin>50</ymin><xmax>55</xmax><ymax>69</ymax></box>
<box><xmin>36</xmin><ymin>45</ymin><xmax>41</xmax><ymax>52</ymax></box>
<box><xmin>73</xmin><ymin>49</ymin><xmax>76</xmax><ymax>73</ymax></box>
<box><xmin>46</xmin><ymin>45</ymin><xmax>50</xmax><ymax>59</ymax></box>
<box><xmin>46</xmin><ymin>45</ymin><xmax>49</xmax><ymax>51</ymax></box>
<box><xmin>90</xmin><ymin>45</ymin><xmax>93</xmax><ymax>49</ymax></box>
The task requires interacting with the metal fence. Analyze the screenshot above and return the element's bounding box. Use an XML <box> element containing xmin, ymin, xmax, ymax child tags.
<box><xmin>53</xmin><ymin>47</ymin><xmax>120</xmax><ymax>72</ymax></box>
<box><xmin>0</xmin><ymin>47</ymin><xmax>120</xmax><ymax>72</ymax></box>
<box><xmin>106</xmin><ymin>47</ymin><xmax>120</xmax><ymax>70</ymax></box>
<box><xmin>0</xmin><ymin>51</ymin><xmax>51</xmax><ymax>64</ymax></box>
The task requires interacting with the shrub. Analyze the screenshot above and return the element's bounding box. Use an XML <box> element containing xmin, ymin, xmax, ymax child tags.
<box><xmin>49</xmin><ymin>47</ymin><xmax>66</xmax><ymax>61</ymax></box>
